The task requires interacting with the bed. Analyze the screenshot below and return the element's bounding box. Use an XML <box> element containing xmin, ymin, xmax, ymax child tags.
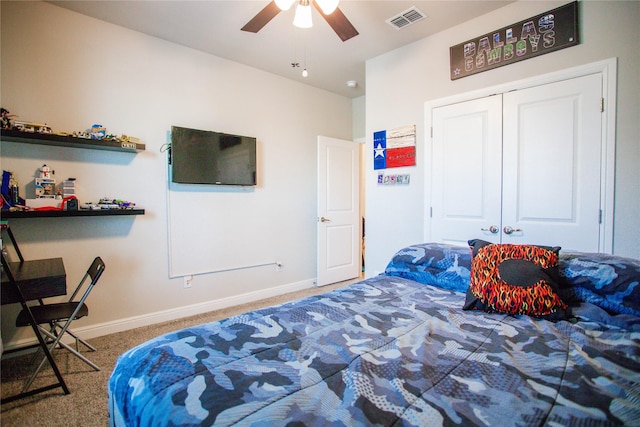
<box><xmin>108</xmin><ymin>242</ymin><xmax>640</xmax><ymax>426</ymax></box>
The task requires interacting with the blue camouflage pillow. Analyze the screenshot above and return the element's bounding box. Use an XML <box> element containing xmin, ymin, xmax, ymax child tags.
<box><xmin>385</xmin><ymin>243</ymin><xmax>471</xmax><ymax>293</ymax></box>
<box><xmin>559</xmin><ymin>252</ymin><xmax>640</xmax><ymax>316</ymax></box>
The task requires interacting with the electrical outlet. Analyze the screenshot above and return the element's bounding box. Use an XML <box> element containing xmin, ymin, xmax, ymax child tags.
<box><xmin>183</xmin><ymin>275</ymin><xmax>193</xmax><ymax>288</ymax></box>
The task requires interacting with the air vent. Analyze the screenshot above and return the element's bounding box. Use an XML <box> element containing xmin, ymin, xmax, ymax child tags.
<box><xmin>386</xmin><ymin>6</ymin><xmax>427</xmax><ymax>30</ymax></box>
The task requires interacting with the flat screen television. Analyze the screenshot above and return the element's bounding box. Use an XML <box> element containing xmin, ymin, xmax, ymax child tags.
<box><xmin>170</xmin><ymin>126</ymin><xmax>257</xmax><ymax>186</ymax></box>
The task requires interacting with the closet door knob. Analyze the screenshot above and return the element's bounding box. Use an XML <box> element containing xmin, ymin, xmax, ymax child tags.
<box><xmin>480</xmin><ymin>225</ymin><xmax>499</xmax><ymax>234</ymax></box>
<box><xmin>320</xmin><ymin>217</ymin><xmax>331</xmax><ymax>223</ymax></box>
<box><xmin>503</xmin><ymin>226</ymin><xmax>522</xmax><ymax>235</ymax></box>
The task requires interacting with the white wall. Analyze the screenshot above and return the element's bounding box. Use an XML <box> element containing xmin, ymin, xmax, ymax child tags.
<box><xmin>352</xmin><ymin>96</ymin><xmax>366</xmax><ymax>142</ymax></box>
<box><xmin>365</xmin><ymin>0</ymin><xmax>640</xmax><ymax>276</ymax></box>
<box><xmin>0</xmin><ymin>1</ymin><xmax>352</xmax><ymax>348</ymax></box>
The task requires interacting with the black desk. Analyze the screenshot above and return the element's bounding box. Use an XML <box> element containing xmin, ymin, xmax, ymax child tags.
<box><xmin>1</xmin><ymin>258</ymin><xmax>66</xmax><ymax>305</ymax></box>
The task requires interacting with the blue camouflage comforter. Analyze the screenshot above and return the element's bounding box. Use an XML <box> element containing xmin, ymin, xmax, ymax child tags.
<box><xmin>109</xmin><ymin>273</ymin><xmax>640</xmax><ymax>426</ymax></box>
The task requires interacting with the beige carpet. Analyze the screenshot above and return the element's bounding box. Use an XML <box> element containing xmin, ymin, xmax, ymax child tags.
<box><xmin>0</xmin><ymin>279</ymin><xmax>353</xmax><ymax>426</ymax></box>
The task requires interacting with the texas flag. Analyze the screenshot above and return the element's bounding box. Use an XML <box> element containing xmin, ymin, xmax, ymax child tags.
<box><xmin>373</xmin><ymin>125</ymin><xmax>416</xmax><ymax>170</ymax></box>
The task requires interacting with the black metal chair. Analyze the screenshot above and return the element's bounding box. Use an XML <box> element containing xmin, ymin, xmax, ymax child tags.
<box><xmin>1</xmin><ymin>256</ymin><xmax>69</xmax><ymax>403</ymax></box>
<box><xmin>15</xmin><ymin>256</ymin><xmax>106</xmax><ymax>393</ymax></box>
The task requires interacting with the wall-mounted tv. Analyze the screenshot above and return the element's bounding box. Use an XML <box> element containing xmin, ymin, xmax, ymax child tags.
<box><xmin>170</xmin><ymin>126</ymin><xmax>257</xmax><ymax>186</ymax></box>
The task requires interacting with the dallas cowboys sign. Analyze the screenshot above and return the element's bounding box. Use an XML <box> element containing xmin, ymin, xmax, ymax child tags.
<box><xmin>449</xmin><ymin>1</ymin><xmax>578</xmax><ymax>80</ymax></box>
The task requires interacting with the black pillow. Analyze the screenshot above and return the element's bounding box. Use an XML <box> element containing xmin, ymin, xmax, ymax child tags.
<box><xmin>463</xmin><ymin>239</ymin><xmax>569</xmax><ymax>321</ymax></box>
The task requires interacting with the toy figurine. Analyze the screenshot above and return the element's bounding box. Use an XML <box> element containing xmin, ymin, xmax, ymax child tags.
<box><xmin>39</xmin><ymin>164</ymin><xmax>54</xmax><ymax>179</ymax></box>
<box><xmin>91</xmin><ymin>124</ymin><xmax>106</xmax><ymax>140</ymax></box>
<box><xmin>35</xmin><ymin>164</ymin><xmax>56</xmax><ymax>198</ymax></box>
<box><xmin>1</xmin><ymin>108</ymin><xmax>17</xmax><ymax>130</ymax></box>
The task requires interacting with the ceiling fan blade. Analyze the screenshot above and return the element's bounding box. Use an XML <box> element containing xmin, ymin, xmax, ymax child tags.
<box><xmin>241</xmin><ymin>1</ymin><xmax>281</xmax><ymax>33</ymax></box>
<box><xmin>313</xmin><ymin>3</ymin><xmax>359</xmax><ymax>42</ymax></box>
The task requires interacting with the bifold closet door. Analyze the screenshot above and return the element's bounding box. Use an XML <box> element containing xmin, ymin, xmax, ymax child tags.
<box><xmin>430</xmin><ymin>73</ymin><xmax>603</xmax><ymax>251</ymax></box>
<box><xmin>502</xmin><ymin>73</ymin><xmax>603</xmax><ymax>251</ymax></box>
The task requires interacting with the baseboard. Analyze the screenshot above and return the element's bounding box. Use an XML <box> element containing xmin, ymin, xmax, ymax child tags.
<box><xmin>2</xmin><ymin>278</ymin><xmax>316</xmax><ymax>353</ymax></box>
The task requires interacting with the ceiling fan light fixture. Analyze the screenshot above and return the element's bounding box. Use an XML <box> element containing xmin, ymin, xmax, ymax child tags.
<box><xmin>241</xmin><ymin>0</ymin><xmax>357</xmax><ymax>42</ymax></box>
<box><xmin>293</xmin><ymin>0</ymin><xmax>313</xmax><ymax>28</ymax></box>
<box><xmin>275</xmin><ymin>0</ymin><xmax>296</xmax><ymax>11</ymax></box>
<box><xmin>316</xmin><ymin>0</ymin><xmax>339</xmax><ymax>15</ymax></box>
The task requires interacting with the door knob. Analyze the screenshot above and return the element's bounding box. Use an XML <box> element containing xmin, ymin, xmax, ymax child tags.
<box><xmin>503</xmin><ymin>225</ymin><xmax>523</xmax><ymax>235</ymax></box>
<box><xmin>480</xmin><ymin>225</ymin><xmax>499</xmax><ymax>234</ymax></box>
<box><xmin>320</xmin><ymin>217</ymin><xmax>331</xmax><ymax>222</ymax></box>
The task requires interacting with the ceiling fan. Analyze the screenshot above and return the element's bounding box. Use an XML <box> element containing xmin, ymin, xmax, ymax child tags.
<box><xmin>241</xmin><ymin>0</ymin><xmax>359</xmax><ymax>42</ymax></box>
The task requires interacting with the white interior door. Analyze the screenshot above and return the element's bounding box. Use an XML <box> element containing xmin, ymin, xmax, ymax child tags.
<box><xmin>502</xmin><ymin>74</ymin><xmax>603</xmax><ymax>251</ymax></box>
<box><xmin>430</xmin><ymin>95</ymin><xmax>503</xmax><ymax>245</ymax></box>
<box><xmin>317</xmin><ymin>136</ymin><xmax>360</xmax><ymax>286</ymax></box>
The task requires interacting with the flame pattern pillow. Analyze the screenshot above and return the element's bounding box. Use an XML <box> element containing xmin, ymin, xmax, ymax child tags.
<box><xmin>463</xmin><ymin>239</ymin><xmax>569</xmax><ymax>320</ymax></box>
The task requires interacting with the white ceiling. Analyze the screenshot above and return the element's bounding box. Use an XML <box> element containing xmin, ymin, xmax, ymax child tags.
<box><xmin>48</xmin><ymin>1</ymin><xmax>513</xmax><ymax>98</ymax></box>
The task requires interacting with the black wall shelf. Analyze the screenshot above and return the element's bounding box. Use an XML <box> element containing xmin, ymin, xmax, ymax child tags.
<box><xmin>1</xmin><ymin>129</ymin><xmax>145</xmax><ymax>153</ymax></box>
<box><xmin>1</xmin><ymin>209</ymin><xmax>145</xmax><ymax>219</ymax></box>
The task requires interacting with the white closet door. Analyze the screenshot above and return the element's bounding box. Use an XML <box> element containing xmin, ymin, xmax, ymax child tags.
<box><xmin>430</xmin><ymin>95</ymin><xmax>503</xmax><ymax>245</ymax></box>
<box><xmin>502</xmin><ymin>74</ymin><xmax>603</xmax><ymax>251</ymax></box>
